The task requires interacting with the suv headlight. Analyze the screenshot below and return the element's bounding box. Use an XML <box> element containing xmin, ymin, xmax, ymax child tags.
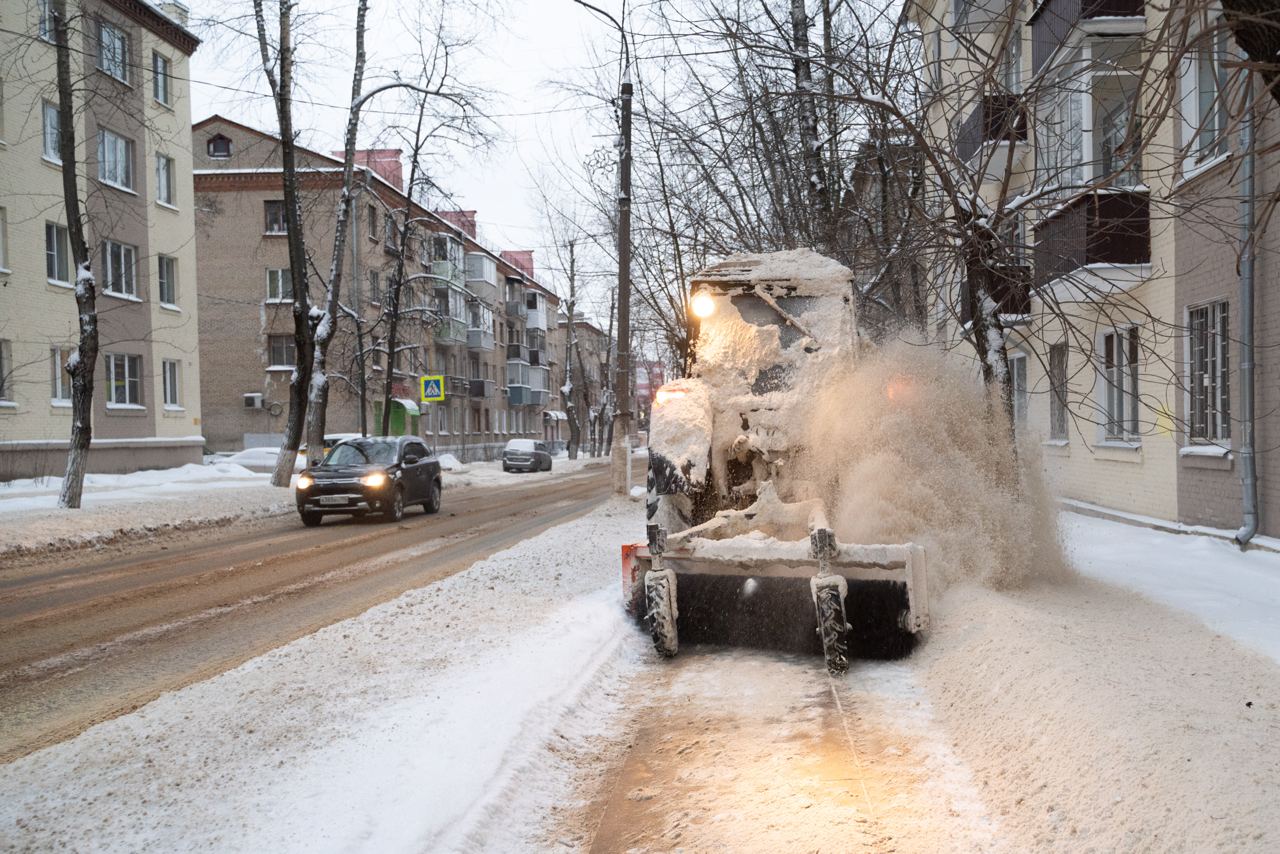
<box><xmin>361</xmin><ymin>471</ymin><xmax>388</xmax><ymax>488</ymax></box>
<box><xmin>297</xmin><ymin>474</ymin><xmax>314</xmax><ymax>489</ymax></box>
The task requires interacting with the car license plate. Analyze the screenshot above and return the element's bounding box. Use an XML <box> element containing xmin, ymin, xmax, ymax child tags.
<box><xmin>319</xmin><ymin>495</ymin><xmax>348</xmax><ymax>506</ymax></box>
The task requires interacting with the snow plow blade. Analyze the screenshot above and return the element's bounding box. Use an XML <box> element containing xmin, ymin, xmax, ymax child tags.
<box><xmin>623</xmin><ymin>539</ymin><xmax>928</xmax><ymax>662</ymax></box>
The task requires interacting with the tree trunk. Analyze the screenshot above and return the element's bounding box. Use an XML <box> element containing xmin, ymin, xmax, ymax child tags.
<box><xmin>790</xmin><ymin>0</ymin><xmax>831</xmax><ymax>251</ymax></box>
<box><xmin>53</xmin><ymin>0</ymin><xmax>98</xmax><ymax>510</ymax></box>
<box><xmin>564</xmin><ymin>241</ymin><xmax>582</xmax><ymax>459</ymax></box>
<box><xmin>305</xmin><ymin>0</ymin><xmax>370</xmax><ymax>466</ymax></box>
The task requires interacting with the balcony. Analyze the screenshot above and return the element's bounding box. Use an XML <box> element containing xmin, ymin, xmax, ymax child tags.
<box><xmin>434</xmin><ymin>317</ymin><xmax>468</xmax><ymax>345</ymax></box>
<box><xmin>528</xmin><ymin>348</ymin><xmax>544</xmax><ymax>367</ymax></box>
<box><xmin>505</xmin><ymin>298</ymin><xmax>528</xmax><ymax>319</ymax></box>
<box><xmin>528</xmin><ymin>389</ymin><xmax>550</xmax><ymax>407</ymax></box>
<box><xmin>1033</xmin><ymin>189</ymin><xmax>1150</xmax><ymax>289</ymax></box>
<box><xmin>468</xmin><ymin>378</ymin><xmax>495</xmax><ymax>399</ymax></box>
<box><xmin>507</xmin><ymin>385</ymin><xmax>532</xmax><ymax>406</ymax></box>
<box><xmin>467</xmin><ymin>327</ymin><xmax>495</xmax><ymax>351</ymax></box>
<box><xmin>1031</xmin><ymin>0</ymin><xmax>1144</xmax><ymax>71</ymax></box>
<box><xmin>506</xmin><ymin>342</ymin><xmax>529</xmax><ymax>362</ymax></box>
<box><xmin>526</xmin><ymin>302</ymin><xmax>547</xmax><ymax>331</ymax></box>
<box><xmin>955</xmin><ymin>94</ymin><xmax>1027</xmax><ymax>164</ymax></box>
<box><xmin>445</xmin><ymin>375</ymin><xmax>470</xmax><ymax>398</ymax></box>
<box><xmin>959</xmin><ymin>265</ymin><xmax>1031</xmax><ymax>326</ymax></box>
<box><xmin>430</xmin><ymin>259</ymin><xmax>464</xmax><ymax>286</ymax></box>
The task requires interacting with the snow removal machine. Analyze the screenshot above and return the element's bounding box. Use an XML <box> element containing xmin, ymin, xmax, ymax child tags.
<box><xmin>621</xmin><ymin>250</ymin><xmax>929</xmax><ymax>674</ymax></box>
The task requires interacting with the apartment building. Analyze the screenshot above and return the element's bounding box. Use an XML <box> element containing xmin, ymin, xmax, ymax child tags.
<box><xmin>193</xmin><ymin>116</ymin><xmax>564</xmax><ymax>461</ymax></box>
<box><xmin>0</xmin><ymin>0</ymin><xmax>203</xmax><ymax>478</ymax></box>
<box><xmin>905</xmin><ymin>0</ymin><xmax>1278</xmax><ymax>534</ymax></box>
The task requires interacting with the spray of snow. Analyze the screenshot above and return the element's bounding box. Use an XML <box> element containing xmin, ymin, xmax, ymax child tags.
<box><xmin>797</xmin><ymin>339</ymin><xmax>1067</xmax><ymax>592</ymax></box>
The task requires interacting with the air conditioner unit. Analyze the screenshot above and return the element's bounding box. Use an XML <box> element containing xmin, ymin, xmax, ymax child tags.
<box><xmin>243</xmin><ymin>393</ymin><xmax>264</xmax><ymax>409</ymax></box>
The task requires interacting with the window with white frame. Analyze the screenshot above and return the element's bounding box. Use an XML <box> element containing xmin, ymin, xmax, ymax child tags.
<box><xmin>102</xmin><ymin>239</ymin><xmax>136</xmax><ymax>296</ymax></box>
<box><xmin>45</xmin><ymin>222</ymin><xmax>69</xmax><ymax>283</ymax></box>
<box><xmin>1189</xmin><ymin>21</ymin><xmax>1230</xmax><ymax>162</ymax></box>
<box><xmin>158</xmin><ymin>255</ymin><xmax>177</xmax><ymax>305</ymax></box>
<box><xmin>1042</xmin><ymin>86</ymin><xmax>1083</xmax><ymax>188</ymax></box>
<box><xmin>96</xmin><ymin>20</ymin><xmax>129</xmax><ymax>82</ymax></box>
<box><xmin>1189</xmin><ymin>301</ymin><xmax>1230</xmax><ymax>441</ymax></box>
<box><xmin>267</xmin><ymin>268</ymin><xmax>292</xmax><ymax>301</ymax></box>
<box><xmin>366</xmin><ymin>204</ymin><xmax>378</xmax><ymax>240</ymax></box>
<box><xmin>152</xmin><ymin>52</ymin><xmax>171</xmax><ymax>105</ymax></box>
<box><xmin>1009</xmin><ymin>353</ymin><xmax>1028</xmax><ymax>427</ymax></box>
<box><xmin>97</xmin><ymin>129</ymin><xmax>134</xmax><ymax>190</ymax></box>
<box><xmin>384</xmin><ymin>212</ymin><xmax>397</xmax><ymax>248</ymax></box>
<box><xmin>42</xmin><ymin>100</ymin><xmax>60</xmax><ymax>161</ymax></box>
<box><xmin>162</xmin><ymin>359</ymin><xmax>181</xmax><ymax>407</ymax></box>
<box><xmin>0</xmin><ymin>339</ymin><xmax>11</xmax><ymax>401</ymax></box>
<box><xmin>0</xmin><ymin>207</ymin><xmax>8</xmax><ymax>270</ymax></box>
<box><xmin>999</xmin><ymin>23</ymin><xmax>1021</xmax><ymax>93</ymax></box>
<box><xmin>268</xmin><ymin>335</ymin><xmax>296</xmax><ymax>367</ymax></box>
<box><xmin>38</xmin><ymin>0</ymin><xmax>53</xmax><ymax>40</ymax></box>
<box><xmin>50</xmin><ymin>346</ymin><xmax>74</xmax><ymax>403</ymax></box>
<box><xmin>367</xmin><ymin>269</ymin><xmax>380</xmax><ymax>304</ymax></box>
<box><xmin>156</xmin><ymin>153</ymin><xmax>175</xmax><ymax>205</ymax></box>
<box><xmin>105</xmin><ymin>353</ymin><xmax>141</xmax><ymax>406</ymax></box>
<box><xmin>264</xmin><ymin>200</ymin><xmax>287</xmax><ymax>233</ymax></box>
<box><xmin>1099</xmin><ymin>99</ymin><xmax>1141</xmax><ymax>186</ymax></box>
<box><xmin>1049</xmin><ymin>342</ymin><xmax>1068</xmax><ymax>441</ymax></box>
<box><xmin>1103</xmin><ymin>327</ymin><xmax>1140</xmax><ymax>441</ymax></box>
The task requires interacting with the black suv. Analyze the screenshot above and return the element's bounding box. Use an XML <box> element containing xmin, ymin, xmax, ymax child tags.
<box><xmin>296</xmin><ymin>436</ymin><xmax>442</xmax><ymax>526</ymax></box>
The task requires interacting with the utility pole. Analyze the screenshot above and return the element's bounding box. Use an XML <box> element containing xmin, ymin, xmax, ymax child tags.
<box><xmin>571</xmin><ymin>0</ymin><xmax>632</xmax><ymax>493</ymax></box>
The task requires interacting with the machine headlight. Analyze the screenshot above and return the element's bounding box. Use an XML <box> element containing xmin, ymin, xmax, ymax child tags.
<box><xmin>691</xmin><ymin>292</ymin><xmax>716</xmax><ymax>319</ymax></box>
<box><xmin>297</xmin><ymin>474</ymin><xmax>314</xmax><ymax>490</ymax></box>
<box><xmin>361</xmin><ymin>471</ymin><xmax>389</xmax><ymax>488</ymax></box>
<box><xmin>654</xmin><ymin>387</ymin><xmax>687</xmax><ymax>407</ymax></box>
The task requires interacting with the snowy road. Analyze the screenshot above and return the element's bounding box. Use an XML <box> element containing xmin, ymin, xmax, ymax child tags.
<box><xmin>3</xmin><ymin>500</ymin><xmax>1279</xmax><ymax>852</ymax></box>
<box><xmin>0</xmin><ymin>465</ymin><xmax>611</xmax><ymax>762</ymax></box>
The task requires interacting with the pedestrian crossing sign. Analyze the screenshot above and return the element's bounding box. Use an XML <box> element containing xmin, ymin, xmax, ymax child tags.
<box><xmin>420</xmin><ymin>375</ymin><xmax>445</xmax><ymax>403</ymax></box>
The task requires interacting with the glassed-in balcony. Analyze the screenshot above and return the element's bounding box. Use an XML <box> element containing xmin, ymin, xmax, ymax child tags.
<box><xmin>468</xmin><ymin>378</ymin><xmax>495</xmax><ymax>399</ymax></box>
<box><xmin>1033</xmin><ymin>189</ymin><xmax>1150</xmax><ymax>289</ymax></box>
<box><xmin>1031</xmin><ymin>0</ymin><xmax>1144</xmax><ymax>71</ymax></box>
<box><xmin>955</xmin><ymin>93</ymin><xmax>1027</xmax><ymax>164</ymax></box>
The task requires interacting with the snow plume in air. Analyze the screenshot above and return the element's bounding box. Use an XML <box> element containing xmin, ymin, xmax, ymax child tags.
<box><xmin>799</xmin><ymin>338</ymin><xmax>1068</xmax><ymax>593</ymax></box>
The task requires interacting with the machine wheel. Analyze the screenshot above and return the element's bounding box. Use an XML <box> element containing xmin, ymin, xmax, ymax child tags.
<box><xmin>422</xmin><ymin>480</ymin><xmax>441</xmax><ymax>514</ymax></box>
<box><xmin>645</xmin><ymin>569</ymin><xmax>679</xmax><ymax>658</ymax></box>
<box><xmin>814</xmin><ymin>583</ymin><xmax>850</xmax><ymax>675</ymax></box>
<box><xmin>383</xmin><ymin>486</ymin><xmax>405</xmax><ymax>522</ymax></box>
<box><xmin>300</xmin><ymin>510</ymin><xmax>323</xmax><ymax>528</ymax></box>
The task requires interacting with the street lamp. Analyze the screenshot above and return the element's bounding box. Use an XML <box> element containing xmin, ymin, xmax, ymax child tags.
<box><xmin>572</xmin><ymin>0</ymin><xmax>633</xmax><ymax>494</ymax></box>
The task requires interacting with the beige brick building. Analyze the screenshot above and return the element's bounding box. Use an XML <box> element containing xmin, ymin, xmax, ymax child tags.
<box><xmin>0</xmin><ymin>0</ymin><xmax>203</xmax><ymax>478</ymax></box>
<box><xmin>193</xmin><ymin>116</ymin><xmax>571</xmax><ymax>460</ymax></box>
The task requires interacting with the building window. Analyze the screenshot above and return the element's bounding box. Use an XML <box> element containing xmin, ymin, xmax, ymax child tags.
<box><xmin>156</xmin><ymin>154</ymin><xmax>175</xmax><ymax>205</ymax></box>
<box><xmin>267</xmin><ymin>268</ymin><xmax>292</xmax><ymax>301</ymax></box>
<box><xmin>102</xmin><ymin>239</ymin><xmax>136</xmax><ymax>297</ymax></box>
<box><xmin>97</xmin><ymin>129</ymin><xmax>134</xmax><ymax>190</ymax></box>
<box><xmin>384</xmin><ymin>212</ymin><xmax>397</xmax><ymax>248</ymax></box>
<box><xmin>0</xmin><ymin>339</ymin><xmax>10</xmax><ymax>401</ymax></box>
<box><xmin>1103</xmin><ymin>327</ymin><xmax>1140</xmax><ymax>441</ymax></box>
<box><xmin>50</xmin><ymin>346</ymin><xmax>74</xmax><ymax>403</ymax></box>
<box><xmin>999</xmin><ymin>23</ymin><xmax>1021</xmax><ymax>93</ymax></box>
<box><xmin>268</xmin><ymin>335</ymin><xmax>296</xmax><ymax>367</ymax></box>
<box><xmin>0</xmin><ymin>207</ymin><xmax>7</xmax><ymax>270</ymax></box>
<box><xmin>1193</xmin><ymin>23</ymin><xmax>1229</xmax><ymax>161</ymax></box>
<box><xmin>1099</xmin><ymin>99</ymin><xmax>1140</xmax><ymax>186</ymax></box>
<box><xmin>207</xmin><ymin>134</ymin><xmax>232</xmax><ymax>158</ymax></box>
<box><xmin>1049</xmin><ymin>342</ymin><xmax>1068</xmax><ymax>441</ymax></box>
<box><xmin>368</xmin><ymin>270</ymin><xmax>380</xmax><ymax>304</ymax></box>
<box><xmin>1009</xmin><ymin>353</ymin><xmax>1028</xmax><ymax>427</ymax></box>
<box><xmin>96</xmin><ymin>20</ymin><xmax>129</xmax><ymax>82</ymax></box>
<box><xmin>42</xmin><ymin>100</ymin><xmax>60</xmax><ymax>162</ymax></box>
<box><xmin>45</xmin><ymin>222</ymin><xmax>69</xmax><ymax>283</ymax></box>
<box><xmin>1189</xmin><ymin>301</ymin><xmax>1230</xmax><ymax>442</ymax></box>
<box><xmin>162</xmin><ymin>359</ymin><xmax>181</xmax><ymax>407</ymax></box>
<box><xmin>158</xmin><ymin>255</ymin><xmax>177</xmax><ymax>305</ymax></box>
<box><xmin>105</xmin><ymin>353</ymin><xmax>141</xmax><ymax>406</ymax></box>
<box><xmin>38</xmin><ymin>0</ymin><xmax>53</xmax><ymax>40</ymax></box>
<box><xmin>264</xmin><ymin>200</ymin><xmax>287</xmax><ymax>234</ymax></box>
<box><xmin>367</xmin><ymin>204</ymin><xmax>378</xmax><ymax>240</ymax></box>
<box><xmin>152</xmin><ymin>52</ymin><xmax>171</xmax><ymax>105</ymax></box>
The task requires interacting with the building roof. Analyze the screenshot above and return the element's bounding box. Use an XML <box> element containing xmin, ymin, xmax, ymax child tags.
<box><xmin>108</xmin><ymin>0</ymin><xmax>200</xmax><ymax>55</ymax></box>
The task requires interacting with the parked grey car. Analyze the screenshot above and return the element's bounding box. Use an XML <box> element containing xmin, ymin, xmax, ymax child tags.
<box><xmin>502</xmin><ymin>438</ymin><xmax>553</xmax><ymax>472</ymax></box>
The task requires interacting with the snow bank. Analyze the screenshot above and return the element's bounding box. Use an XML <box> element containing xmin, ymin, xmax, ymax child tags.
<box><xmin>0</xmin><ymin>500</ymin><xmax>642</xmax><ymax>852</ymax></box>
<box><xmin>436</xmin><ymin>452</ymin><xmax>464</xmax><ymax>471</ymax></box>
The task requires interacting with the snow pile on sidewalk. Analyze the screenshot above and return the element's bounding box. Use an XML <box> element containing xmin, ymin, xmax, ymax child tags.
<box><xmin>0</xmin><ymin>500</ymin><xmax>642</xmax><ymax>853</ymax></box>
<box><xmin>0</xmin><ymin>462</ymin><xmax>269</xmax><ymax>512</ymax></box>
<box><xmin>1062</xmin><ymin>512</ymin><xmax>1280</xmax><ymax>664</ymax></box>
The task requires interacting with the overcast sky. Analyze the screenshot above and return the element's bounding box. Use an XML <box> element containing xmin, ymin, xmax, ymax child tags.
<box><xmin>189</xmin><ymin>0</ymin><xmax>618</xmax><ymax>301</ymax></box>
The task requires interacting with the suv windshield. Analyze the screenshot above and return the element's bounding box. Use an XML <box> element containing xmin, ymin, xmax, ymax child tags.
<box><xmin>325</xmin><ymin>440</ymin><xmax>397</xmax><ymax>466</ymax></box>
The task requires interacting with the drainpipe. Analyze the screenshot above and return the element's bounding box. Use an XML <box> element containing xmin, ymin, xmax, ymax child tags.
<box><xmin>1235</xmin><ymin>80</ymin><xmax>1258</xmax><ymax>547</ymax></box>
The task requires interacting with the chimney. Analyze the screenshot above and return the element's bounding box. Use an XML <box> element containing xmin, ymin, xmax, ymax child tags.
<box><xmin>500</xmin><ymin>250</ymin><xmax>534</xmax><ymax>280</ymax></box>
<box><xmin>434</xmin><ymin>210</ymin><xmax>477</xmax><ymax>239</ymax></box>
<box><xmin>333</xmin><ymin>149</ymin><xmax>404</xmax><ymax>191</ymax></box>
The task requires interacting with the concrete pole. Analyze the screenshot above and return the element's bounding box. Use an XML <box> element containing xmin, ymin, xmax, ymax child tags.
<box><xmin>612</xmin><ymin>72</ymin><xmax>633</xmax><ymax>494</ymax></box>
